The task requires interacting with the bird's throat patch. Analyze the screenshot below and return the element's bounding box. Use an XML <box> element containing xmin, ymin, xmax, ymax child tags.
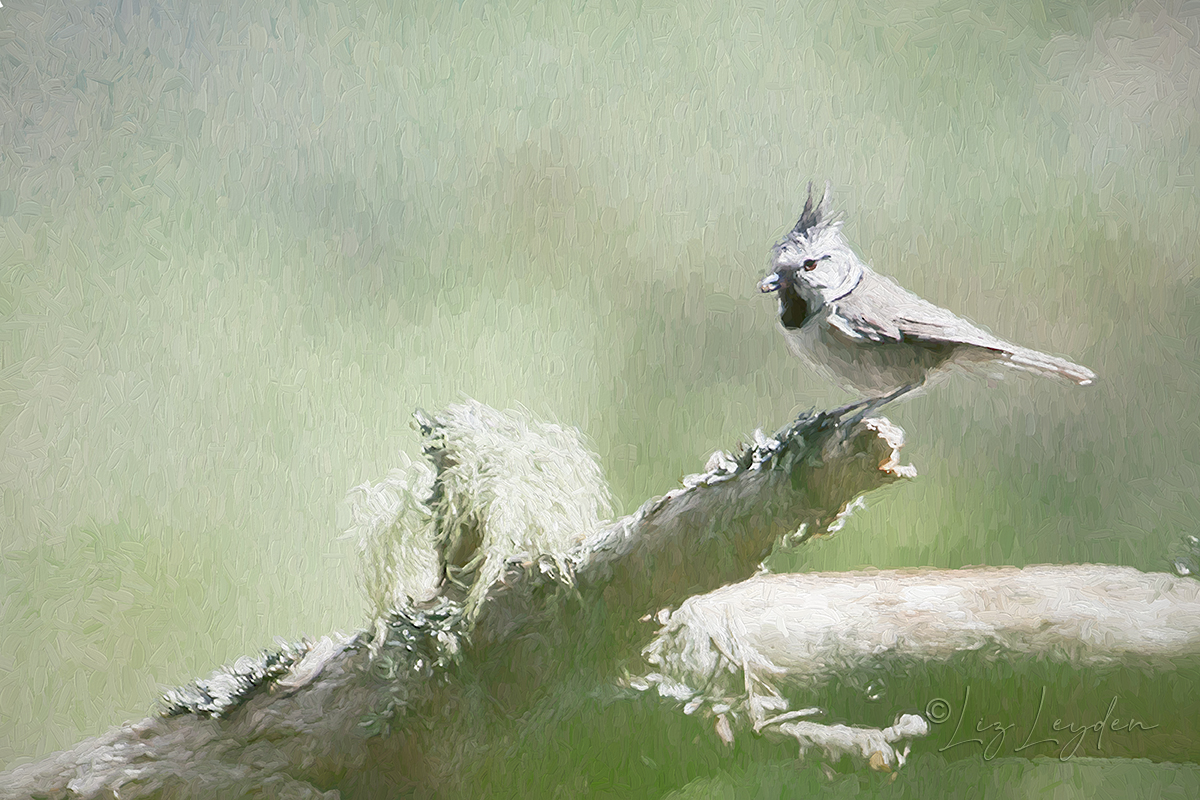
<box><xmin>780</xmin><ymin>291</ymin><xmax>808</xmax><ymax>330</ymax></box>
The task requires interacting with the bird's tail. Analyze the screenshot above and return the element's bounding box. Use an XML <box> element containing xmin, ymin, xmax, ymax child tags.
<box><xmin>1001</xmin><ymin>345</ymin><xmax>1096</xmax><ymax>386</ymax></box>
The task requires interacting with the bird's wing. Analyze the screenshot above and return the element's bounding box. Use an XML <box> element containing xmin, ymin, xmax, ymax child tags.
<box><xmin>830</xmin><ymin>269</ymin><xmax>1007</xmax><ymax>351</ymax></box>
<box><xmin>831</xmin><ymin>270</ymin><xmax>1096</xmax><ymax>385</ymax></box>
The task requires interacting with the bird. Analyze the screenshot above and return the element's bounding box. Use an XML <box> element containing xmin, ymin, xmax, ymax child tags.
<box><xmin>758</xmin><ymin>183</ymin><xmax>1095</xmax><ymax>418</ymax></box>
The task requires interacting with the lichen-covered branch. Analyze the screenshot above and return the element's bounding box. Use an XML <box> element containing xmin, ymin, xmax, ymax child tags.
<box><xmin>6</xmin><ymin>400</ymin><xmax>1196</xmax><ymax>795</ymax></box>
<box><xmin>569</xmin><ymin>414</ymin><xmax>915</xmax><ymax>625</ymax></box>
<box><xmin>0</xmin><ymin>403</ymin><xmax>908</xmax><ymax>799</ymax></box>
<box><xmin>0</xmin><ymin>634</ymin><xmax>365</xmax><ymax>800</ymax></box>
<box><xmin>470</xmin><ymin>409</ymin><xmax>914</xmax><ymax>647</ymax></box>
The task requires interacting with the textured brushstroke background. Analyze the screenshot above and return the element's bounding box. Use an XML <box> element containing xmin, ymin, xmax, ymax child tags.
<box><xmin>1</xmin><ymin>0</ymin><xmax>1197</xmax><ymax>794</ymax></box>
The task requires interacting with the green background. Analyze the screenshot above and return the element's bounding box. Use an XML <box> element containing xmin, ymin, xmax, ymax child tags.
<box><xmin>2</xmin><ymin>0</ymin><xmax>1197</xmax><ymax>794</ymax></box>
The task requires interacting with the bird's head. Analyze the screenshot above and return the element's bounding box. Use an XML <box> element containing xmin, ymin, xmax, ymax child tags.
<box><xmin>759</xmin><ymin>182</ymin><xmax>863</xmax><ymax>315</ymax></box>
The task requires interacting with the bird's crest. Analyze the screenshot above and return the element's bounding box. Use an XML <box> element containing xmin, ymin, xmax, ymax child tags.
<box><xmin>789</xmin><ymin>180</ymin><xmax>838</xmax><ymax>242</ymax></box>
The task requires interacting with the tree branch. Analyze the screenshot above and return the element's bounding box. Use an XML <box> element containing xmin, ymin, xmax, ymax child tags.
<box><xmin>11</xmin><ymin>401</ymin><xmax>1185</xmax><ymax>795</ymax></box>
<box><xmin>575</xmin><ymin>415</ymin><xmax>914</xmax><ymax>618</ymax></box>
<box><xmin>632</xmin><ymin>565</ymin><xmax>1200</xmax><ymax>769</ymax></box>
<box><xmin>1</xmin><ymin>404</ymin><xmax>907</xmax><ymax>799</ymax></box>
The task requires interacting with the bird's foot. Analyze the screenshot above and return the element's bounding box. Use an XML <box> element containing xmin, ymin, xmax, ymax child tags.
<box><xmin>836</xmin><ymin>385</ymin><xmax>918</xmax><ymax>431</ymax></box>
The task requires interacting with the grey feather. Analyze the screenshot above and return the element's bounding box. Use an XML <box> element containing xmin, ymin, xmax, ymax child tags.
<box><xmin>833</xmin><ymin>269</ymin><xmax>1008</xmax><ymax>350</ymax></box>
<box><xmin>835</xmin><ymin>269</ymin><xmax>1095</xmax><ymax>385</ymax></box>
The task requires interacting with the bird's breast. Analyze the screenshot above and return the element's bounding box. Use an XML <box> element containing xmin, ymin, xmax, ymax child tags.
<box><xmin>778</xmin><ymin>313</ymin><xmax>830</xmax><ymax>373</ymax></box>
<box><xmin>779</xmin><ymin>308</ymin><xmax>942</xmax><ymax>396</ymax></box>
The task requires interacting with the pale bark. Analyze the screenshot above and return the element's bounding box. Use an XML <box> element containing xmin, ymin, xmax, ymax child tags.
<box><xmin>0</xmin><ymin>407</ymin><xmax>909</xmax><ymax>799</ymax></box>
<box><xmin>633</xmin><ymin>564</ymin><xmax>1200</xmax><ymax>769</ymax></box>
<box><xmin>6</xmin><ymin>405</ymin><xmax>1191</xmax><ymax>797</ymax></box>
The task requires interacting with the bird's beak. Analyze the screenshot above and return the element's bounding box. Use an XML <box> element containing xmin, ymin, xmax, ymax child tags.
<box><xmin>758</xmin><ymin>273</ymin><xmax>782</xmax><ymax>293</ymax></box>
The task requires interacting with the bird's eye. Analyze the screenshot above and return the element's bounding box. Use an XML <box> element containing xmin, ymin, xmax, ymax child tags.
<box><xmin>802</xmin><ymin>259</ymin><xmax>818</xmax><ymax>271</ymax></box>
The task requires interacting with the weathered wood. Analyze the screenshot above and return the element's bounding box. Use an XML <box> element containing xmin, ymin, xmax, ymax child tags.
<box><xmin>1</xmin><ymin>405</ymin><xmax>906</xmax><ymax>799</ymax></box>
<box><xmin>632</xmin><ymin>565</ymin><xmax>1200</xmax><ymax>769</ymax></box>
